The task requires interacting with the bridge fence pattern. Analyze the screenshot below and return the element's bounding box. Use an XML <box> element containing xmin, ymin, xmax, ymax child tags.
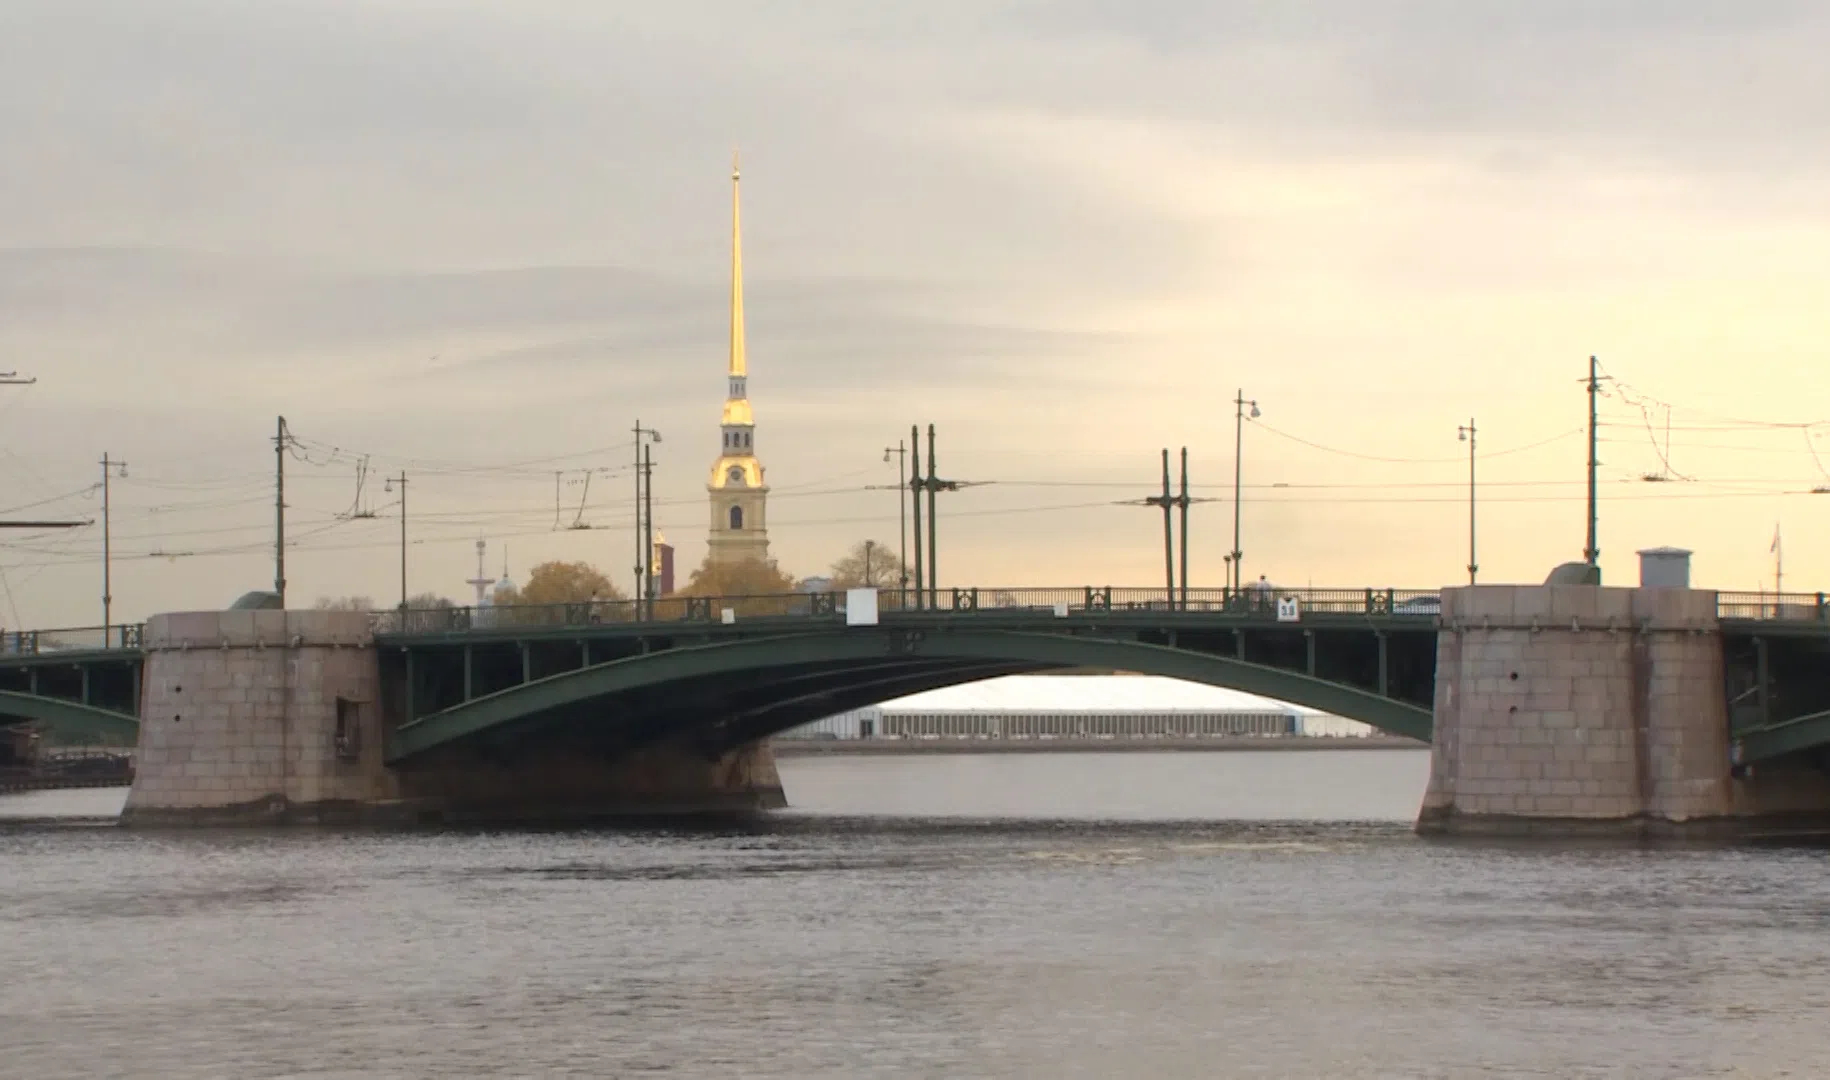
<box><xmin>0</xmin><ymin>586</ymin><xmax>1824</xmax><ymax>657</ymax></box>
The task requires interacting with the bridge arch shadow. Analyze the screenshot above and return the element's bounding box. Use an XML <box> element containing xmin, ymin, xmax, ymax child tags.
<box><xmin>0</xmin><ymin>690</ymin><xmax>139</xmax><ymax>745</ymax></box>
<box><xmin>387</xmin><ymin>628</ymin><xmax>1433</xmax><ymax>765</ymax></box>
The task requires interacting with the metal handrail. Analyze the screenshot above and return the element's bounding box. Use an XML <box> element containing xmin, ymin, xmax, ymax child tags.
<box><xmin>3</xmin><ymin>586</ymin><xmax>1824</xmax><ymax>649</ymax></box>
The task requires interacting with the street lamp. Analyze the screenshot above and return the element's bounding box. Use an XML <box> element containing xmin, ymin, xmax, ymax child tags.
<box><xmin>384</xmin><ymin>471</ymin><xmax>408</xmax><ymax>611</ymax></box>
<box><xmin>1458</xmin><ymin>419</ymin><xmax>1477</xmax><ymax>585</ymax></box>
<box><xmin>864</xmin><ymin>539</ymin><xmax>876</xmax><ymax>588</ymax></box>
<box><xmin>883</xmin><ymin>442</ymin><xmax>908</xmax><ymax>605</ymax></box>
<box><xmin>633</xmin><ymin>421</ymin><xmax>662</xmax><ymax>618</ymax></box>
<box><xmin>1231</xmin><ymin>390</ymin><xmax>1260</xmax><ymax>593</ymax></box>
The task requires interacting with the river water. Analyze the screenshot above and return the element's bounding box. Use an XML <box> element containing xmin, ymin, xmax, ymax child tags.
<box><xmin>4</xmin><ymin>749</ymin><xmax>1829</xmax><ymax>1079</ymax></box>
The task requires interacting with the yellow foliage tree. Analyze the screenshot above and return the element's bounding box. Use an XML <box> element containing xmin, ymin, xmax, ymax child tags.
<box><xmin>675</xmin><ymin>556</ymin><xmax>800</xmax><ymax>617</ymax></box>
<box><xmin>493</xmin><ymin>560</ymin><xmax>627</xmax><ymax>625</ymax></box>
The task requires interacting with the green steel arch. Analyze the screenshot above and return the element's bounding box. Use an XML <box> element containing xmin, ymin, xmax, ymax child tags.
<box><xmin>388</xmin><ymin>628</ymin><xmax>1433</xmax><ymax>763</ymax></box>
<box><xmin>0</xmin><ymin>690</ymin><xmax>139</xmax><ymax>744</ymax></box>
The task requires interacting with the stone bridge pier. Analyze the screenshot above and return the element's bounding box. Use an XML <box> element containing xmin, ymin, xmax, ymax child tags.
<box><xmin>122</xmin><ymin>610</ymin><xmax>782</xmax><ymax>825</ymax></box>
<box><xmin>1419</xmin><ymin>584</ymin><xmax>1830</xmax><ymax>836</ymax></box>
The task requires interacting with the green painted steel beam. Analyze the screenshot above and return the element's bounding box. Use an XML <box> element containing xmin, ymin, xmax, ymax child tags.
<box><xmin>387</xmin><ymin>627</ymin><xmax>1433</xmax><ymax>762</ymax></box>
<box><xmin>1736</xmin><ymin>709</ymin><xmax>1830</xmax><ymax>765</ymax></box>
<box><xmin>374</xmin><ymin>609</ymin><xmax>1442</xmax><ymax>650</ymax></box>
<box><xmin>0</xmin><ymin>690</ymin><xmax>139</xmax><ymax>744</ymax></box>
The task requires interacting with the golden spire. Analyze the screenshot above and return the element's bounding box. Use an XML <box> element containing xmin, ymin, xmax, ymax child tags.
<box><xmin>729</xmin><ymin>150</ymin><xmax>746</xmax><ymax>380</ymax></box>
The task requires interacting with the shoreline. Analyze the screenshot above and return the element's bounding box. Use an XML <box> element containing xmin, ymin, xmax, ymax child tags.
<box><xmin>771</xmin><ymin>735</ymin><xmax>1426</xmax><ymax>756</ymax></box>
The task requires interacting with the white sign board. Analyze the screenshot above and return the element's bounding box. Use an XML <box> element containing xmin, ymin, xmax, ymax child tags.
<box><xmin>846</xmin><ymin>588</ymin><xmax>880</xmax><ymax>626</ymax></box>
<box><xmin>1276</xmin><ymin>596</ymin><xmax>1302</xmax><ymax>623</ymax></box>
<box><xmin>1053</xmin><ymin>603</ymin><xmax>1069</xmax><ymax>618</ymax></box>
<box><xmin>720</xmin><ymin>607</ymin><xmax>736</xmax><ymax>625</ymax></box>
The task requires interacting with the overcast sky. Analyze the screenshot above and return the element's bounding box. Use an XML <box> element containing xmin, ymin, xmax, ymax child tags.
<box><xmin>1</xmin><ymin>0</ymin><xmax>1827</xmax><ymax>626</ymax></box>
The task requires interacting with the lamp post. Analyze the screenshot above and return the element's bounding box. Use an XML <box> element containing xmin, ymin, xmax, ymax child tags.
<box><xmin>1458</xmin><ymin>419</ymin><xmax>1477</xmax><ymax>584</ymax></box>
<box><xmin>883</xmin><ymin>441</ymin><xmax>908</xmax><ymax>606</ymax></box>
<box><xmin>633</xmin><ymin>421</ymin><xmax>662</xmax><ymax>618</ymax></box>
<box><xmin>384</xmin><ymin>472</ymin><xmax>407</xmax><ymax>610</ymax></box>
<box><xmin>100</xmin><ymin>453</ymin><xmax>128</xmax><ymax>637</ymax></box>
<box><xmin>1231</xmin><ymin>389</ymin><xmax>1260</xmax><ymax>594</ymax></box>
<box><xmin>864</xmin><ymin>539</ymin><xmax>876</xmax><ymax>589</ymax></box>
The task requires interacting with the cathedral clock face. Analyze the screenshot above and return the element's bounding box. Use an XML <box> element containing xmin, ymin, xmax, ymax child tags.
<box><xmin>727</xmin><ymin>465</ymin><xmax>746</xmax><ymax>486</ymax></box>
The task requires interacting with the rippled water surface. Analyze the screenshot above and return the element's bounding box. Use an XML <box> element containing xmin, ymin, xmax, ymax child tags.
<box><xmin>5</xmin><ymin>749</ymin><xmax>1830</xmax><ymax>1079</ymax></box>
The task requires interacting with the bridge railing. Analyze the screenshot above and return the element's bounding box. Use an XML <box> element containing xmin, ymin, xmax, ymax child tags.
<box><xmin>0</xmin><ymin>624</ymin><xmax>144</xmax><ymax>656</ymax></box>
<box><xmin>5</xmin><ymin>589</ymin><xmax>1822</xmax><ymax>648</ymax></box>
<box><xmin>365</xmin><ymin>586</ymin><xmax>1453</xmax><ymax>634</ymax></box>
<box><xmin>1717</xmin><ymin>591</ymin><xmax>1829</xmax><ymax>622</ymax></box>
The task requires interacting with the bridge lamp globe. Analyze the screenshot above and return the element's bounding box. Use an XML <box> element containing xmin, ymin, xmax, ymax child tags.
<box><xmin>1250</xmin><ymin>402</ymin><xmax>1261</xmax><ymax>420</ymax></box>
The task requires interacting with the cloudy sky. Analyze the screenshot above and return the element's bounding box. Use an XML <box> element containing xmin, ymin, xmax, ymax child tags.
<box><xmin>1</xmin><ymin>0</ymin><xmax>1827</xmax><ymax>626</ymax></box>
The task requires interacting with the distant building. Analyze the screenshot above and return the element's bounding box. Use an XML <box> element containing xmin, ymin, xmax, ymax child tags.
<box><xmin>653</xmin><ymin>533</ymin><xmax>676</xmax><ymax>596</ymax></box>
<box><xmin>780</xmin><ymin>674</ymin><xmax>1375</xmax><ymax>740</ymax></box>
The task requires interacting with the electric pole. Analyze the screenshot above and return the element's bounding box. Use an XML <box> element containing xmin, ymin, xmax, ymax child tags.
<box><xmin>1584</xmin><ymin>356</ymin><xmax>1602</xmax><ymax>576</ymax></box>
<box><xmin>1458</xmin><ymin>420</ymin><xmax>1477</xmax><ymax>584</ymax></box>
<box><xmin>1146</xmin><ymin>449</ymin><xmax>1174</xmax><ymax>605</ymax></box>
<box><xmin>1178</xmin><ymin>447</ymin><xmax>1192</xmax><ymax>610</ymax></box>
<box><xmin>274</xmin><ymin>416</ymin><xmax>289</xmax><ymax>606</ymax></box>
<box><xmin>642</xmin><ymin>441</ymin><xmax>655</xmax><ymax>618</ymax></box>
<box><xmin>909</xmin><ymin>425</ymin><xmax>924</xmax><ymax>609</ymax></box>
<box><xmin>101</xmin><ymin>453</ymin><xmax>128</xmax><ymax>635</ymax></box>
<box><xmin>633</xmin><ymin>421</ymin><xmax>661</xmax><ymax>615</ymax></box>
<box><xmin>1130</xmin><ymin>448</ymin><xmax>1206</xmax><ymax>609</ymax></box>
<box><xmin>1232</xmin><ymin>390</ymin><xmax>1260</xmax><ymax>594</ymax></box>
<box><xmin>386</xmin><ymin>471</ymin><xmax>408</xmax><ymax>610</ymax></box>
<box><xmin>908</xmin><ymin>424</ymin><xmax>968</xmax><ymax>609</ymax></box>
<box><xmin>884</xmin><ymin>441</ymin><xmax>908</xmax><ymax>606</ymax></box>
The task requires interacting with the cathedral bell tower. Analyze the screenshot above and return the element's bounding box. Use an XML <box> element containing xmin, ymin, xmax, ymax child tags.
<box><xmin>706</xmin><ymin>153</ymin><xmax>769</xmax><ymax>566</ymax></box>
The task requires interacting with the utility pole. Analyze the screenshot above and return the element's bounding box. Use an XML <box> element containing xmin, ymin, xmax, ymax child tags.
<box><xmin>1178</xmin><ymin>448</ymin><xmax>1191</xmax><ymax>610</ymax></box>
<box><xmin>908</xmin><ymin>424</ymin><xmax>965</xmax><ymax>609</ymax></box>
<box><xmin>386</xmin><ymin>471</ymin><xmax>408</xmax><ymax>610</ymax></box>
<box><xmin>909</xmin><ymin>425</ymin><xmax>924</xmax><ymax>609</ymax></box>
<box><xmin>1584</xmin><ymin>356</ymin><xmax>1602</xmax><ymax>576</ymax></box>
<box><xmin>1131</xmin><ymin>448</ymin><xmax>1205</xmax><ymax>609</ymax></box>
<box><xmin>925</xmin><ymin>424</ymin><xmax>939</xmax><ymax>607</ymax></box>
<box><xmin>642</xmin><ymin>442</ymin><xmax>656</xmax><ymax>618</ymax></box>
<box><xmin>1459</xmin><ymin>420</ymin><xmax>1477</xmax><ymax>584</ymax></box>
<box><xmin>884</xmin><ymin>441</ymin><xmax>908</xmax><ymax>606</ymax></box>
<box><xmin>274</xmin><ymin>416</ymin><xmax>289</xmax><ymax>606</ymax></box>
<box><xmin>864</xmin><ymin>539</ymin><xmax>876</xmax><ymax>587</ymax></box>
<box><xmin>633</xmin><ymin>421</ymin><xmax>662</xmax><ymax>614</ymax></box>
<box><xmin>1144</xmin><ymin>449</ymin><xmax>1175</xmax><ymax>606</ymax></box>
<box><xmin>1232</xmin><ymin>390</ymin><xmax>1260</xmax><ymax>594</ymax></box>
<box><xmin>100</xmin><ymin>453</ymin><xmax>128</xmax><ymax>635</ymax></box>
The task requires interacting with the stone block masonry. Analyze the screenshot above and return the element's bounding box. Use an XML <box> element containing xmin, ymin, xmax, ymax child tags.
<box><xmin>122</xmin><ymin>609</ymin><xmax>786</xmax><ymax>825</ymax></box>
<box><xmin>1418</xmin><ymin>584</ymin><xmax>1830</xmax><ymax>836</ymax></box>
<box><xmin>123</xmin><ymin>610</ymin><xmax>392</xmax><ymax>824</ymax></box>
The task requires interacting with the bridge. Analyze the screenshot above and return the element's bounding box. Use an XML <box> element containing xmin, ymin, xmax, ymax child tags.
<box><xmin>2</xmin><ymin>586</ymin><xmax>1826</xmax><ymax>774</ymax></box>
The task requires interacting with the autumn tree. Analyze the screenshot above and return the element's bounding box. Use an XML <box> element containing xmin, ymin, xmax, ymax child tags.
<box><xmin>492</xmin><ymin>560</ymin><xmax>627</xmax><ymax>626</ymax></box>
<box><xmin>398</xmin><ymin>592</ymin><xmax>458</xmax><ymax>633</ymax></box>
<box><xmin>828</xmin><ymin>540</ymin><xmax>908</xmax><ymax>592</ymax></box>
<box><xmin>313</xmin><ymin>596</ymin><xmax>374</xmax><ymax>612</ymax></box>
<box><xmin>677</xmin><ymin>556</ymin><xmax>799</xmax><ymax>617</ymax></box>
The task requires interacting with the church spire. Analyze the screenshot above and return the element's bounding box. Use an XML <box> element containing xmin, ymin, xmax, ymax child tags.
<box><xmin>729</xmin><ymin>150</ymin><xmax>746</xmax><ymax>381</ymax></box>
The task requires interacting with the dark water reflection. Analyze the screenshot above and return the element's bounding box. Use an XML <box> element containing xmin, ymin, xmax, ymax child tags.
<box><xmin>3</xmin><ymin>750</ymin><xmax>1829</xmax><ymax>1078</ymax></box>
